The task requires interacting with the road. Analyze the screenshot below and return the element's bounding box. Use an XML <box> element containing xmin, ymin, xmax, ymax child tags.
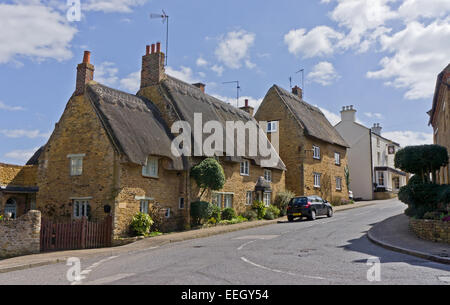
<box><xmin>1</xmin><ymin>199</ymin><xmax>449</xmax><ymax>285</ymax></box>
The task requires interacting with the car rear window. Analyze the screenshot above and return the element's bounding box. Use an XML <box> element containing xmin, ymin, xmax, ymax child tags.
<box><xmin>289</xmin><ymin>197</ymin><xmax>308</xmax><ymax>206</ymax></box>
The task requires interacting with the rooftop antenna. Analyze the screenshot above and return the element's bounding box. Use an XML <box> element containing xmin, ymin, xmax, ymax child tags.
<box><xmin>289</xmin><ymin>76</ymin><xmax>293</xmax><ymax>89</ymax></box>
<box><xmin>150</xmin><ymin>10</ymin><xmax>169</xmax><ymax>66</ymax></box>
<box><xmin>223</xmin><ymin>80</ymin><xmax>241</xmax><ymax>107</ymax></box>
<box><xmin>296</xmin><ymin>68</ymin><xmax>305</xmax><ymax>97</ymax></box>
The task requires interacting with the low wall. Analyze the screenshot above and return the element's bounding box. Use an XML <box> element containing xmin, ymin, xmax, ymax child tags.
<box><xmin>374</xmin><ymin>192</ymin><xmax>397</xmax><ymax>200</ymax></box>
<box><xmin>410</xmin><ymin>218</ymin><xmax>450</xmax><ymax>244</ymax></box>
<box><xmin>0</xmin><ymin>210</ymin><xmax>41</xmax><ymax>259</ymax></box>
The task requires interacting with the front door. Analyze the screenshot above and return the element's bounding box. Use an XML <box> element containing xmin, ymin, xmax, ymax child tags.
<box><xmin>5</xmin><ymin>198</ymin><xmax>17</xmax><ymax>219</ymax></box>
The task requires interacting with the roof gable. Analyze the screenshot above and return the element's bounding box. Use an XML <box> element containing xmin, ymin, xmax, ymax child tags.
<box><xmin>272</xmin><ymin>85</ymin><xmax>349</xmax><ymax>148</ymax></box>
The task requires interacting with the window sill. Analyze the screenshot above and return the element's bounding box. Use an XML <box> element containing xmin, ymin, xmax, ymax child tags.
<box><xmin>240</xmin><ymin>173</ymin><xmax>250</xmax><ymax>177</ymax></box>
<box><xmin>142</xmin><ymin>175</ymin><xmax>159</xmax><ymax>179</ymax></box>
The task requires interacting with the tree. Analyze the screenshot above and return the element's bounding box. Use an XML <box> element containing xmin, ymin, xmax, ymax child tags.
<box><xmin>344</xmin><ymin>165</ymin><xmax>350</xmax><ymax>190</ymax></box>
<box><xmin>395</xmin><ymin>145</ymin><xmax>448</xmax><ymax>183</ymax></box>
<box><xmin>190</xmin><ymin>158</ymin><xmax>226</xmax><ymax>199</ymax></box>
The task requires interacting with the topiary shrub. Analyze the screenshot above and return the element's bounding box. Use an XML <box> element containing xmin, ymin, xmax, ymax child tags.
<box><xmin>252</xmin><ymin>200</ymin><xmax>266</xmax><ymax>219</ymax></box>
<box><xmin>274</xmin><ymin>190</ymin><xmax>295</xmax><ymax>216</ymax></box>
<box><xmin>190</xmin><ymin>201</ymin><xmax>213</xmax><ymax>225</ymax></box>
<box><xmin>191</xmin><ymin>158</ymin><xmax>226</xmax><ymax>199</ymax></box>
<box><xmin>399</xmin><ymin>183</ymin><xmax>443</xmax><ymax>219</ymax></box>
<box><xmin>241</xmin><ymin>210</ymin><xmax>258</xmax><ymax>221</ymax></box>
<box><xmin>221</xmin><ymin>208</ymin><xmax>236</xmax><ymax>221</ymax></box>
<box><xmin>130</xmin><ymin>212</ymin><xmax>154</xmax><ymax>236</ymax></box>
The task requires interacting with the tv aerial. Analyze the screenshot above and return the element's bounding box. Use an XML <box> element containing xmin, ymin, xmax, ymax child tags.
<box><xmin>150</xmin><ymin>10</ymin><xmax>169</xmax><ymax>66</ymax></box>
<box><xmin>223</xmin><ymin>81</ymin><xmax>241</xmax><ymax>107</ymax></box>
<box><xmin>296</xmin><ymin>68</ymin><xmax>305</xmax><ymax>97</ymax></box>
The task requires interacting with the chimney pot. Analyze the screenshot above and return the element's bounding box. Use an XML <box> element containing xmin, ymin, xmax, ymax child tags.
<box><xmin>146</xmin><ymin>45</ymin><xmax>150</xmax><ymax>55</ymax></box>
<box><xmin>151</xmin><ymin>44</ymin><xmax>155</xmax><ymax>54</ymax></box>
<box><xmin>239</xmin><ymin>99</ymin><xmax>254</xmax><ymax>117</ymax></box>
<box><xmin>141</xmin><ymin>43</ymin><xmax>166</xmax><ymax>88</ymax></box>
<box><xmin>245</xmin><ymin>99</ymin><xmax>249</xmax><ymax>107</ymax></box>
<box><xmin>76</xmin><ymin>51</ymin><xmax>94</xmax><ymax>96</ymax></box>
<box><xmin>156</xmin><ymin>42</ymin><xmax>161</xmax><ymax>53</ymax></box>
<box><xmin>292</xmin><ymin>86</ymin><xmax>303</xmax><ymax>100</ymax></box>
<box><xmin>193</xmin><ymin>83</ymin><xmax>206</xmax><ymax>93</ymax></box>
<box><xmin>83</xmin><ymin>51</ymin><xmax>91</xmax><ymax>64</ymax></box>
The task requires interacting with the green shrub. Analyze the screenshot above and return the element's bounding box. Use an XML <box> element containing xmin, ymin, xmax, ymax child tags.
<box><xmin>274</xmin><ymin>190</ymin><xmax>295</xmax><ymax>216</ymax></box>
<box><xmin>241</xmin><ymin>210</ymin><xmax>258</xmax><ymax>221</ymax></box>
<box><xmin>252</xmin><ymin>200</ymin><xmax>266</xmax><ymax>219</ymax></box>
<box><xmin>266</xmin><ymin>205</ymin><xmax>280</xmax><ymax>218</ymax></box>
<box><xmin>221</xmin><ymin>208</ymin><xmax>236</xmax><ymax>221</ymax></box>
<box><xmin>130</xmin><ymin>212</ymin><xmax>154</xmax><ymax>236</ymax></box>
<box><xmin>407</xmin><ymin>174</ymin><xmax>424</xmax><ymax>186</ymax></box>
<box><xmin>264</xmin><ymin>210</ymin><xmax>275</xmax><ymax>220</ymax></box>
<box><xmin>0</xmin><ymin>215</ymin><xmax>3</xmax><ymax>221</ymax></box>
<box><xmin>399</xmin><ymin>183</ymin><xmax>447</xmax><ymax>219</ymax></box>
<box><xmin>209</xmin><ymin>205</ymin><xmax>221</xmax><ymax>221</ymax></box>
<box><xmin>219</xmin><ymin>216</ymin><xmax>248</xmax><ymax>225</ymax></box>
<box><xmin>191</xmin><ymin>158</ymin><xmax>226</xmax><ymax>198</ymax></box>
<box><xmin>190</xmin><ymin>201</ymin><xmax>213</xmax><ymax>225</ymax></box>
<box><xmin>207</xmin><ymin>217</ymin><xmax>217</xmax><ymax>225</ymax></box>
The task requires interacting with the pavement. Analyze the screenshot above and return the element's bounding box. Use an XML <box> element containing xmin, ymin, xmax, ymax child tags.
<box><xmin>1</xmin><ymin>199</ymin><xmax>449</xmax><ymax>285</ymax></box>
<box><xmin>368</xmin><ymin>214</ymin><xmax>450</xmax><ymax>265</ymax></box>
<box><xmin>0</xmin><ymin>199</ymin><xmax>381</xmax><ymax>274</ymax></box>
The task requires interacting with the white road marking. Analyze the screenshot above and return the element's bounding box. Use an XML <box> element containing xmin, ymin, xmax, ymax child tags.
<box><xmin>235</xmin><ymin>235</ymin><xmax>279</xmax><ymax>240</ymax></box>
<box><xmin>71</xmin><ymin>255</ymin><xmax>119</xmax><ymax>285</ymax></box>
<box><xmin>237</xmin><ymin>240</ymin><xmax>256</xmax><ymax>251</ymax></box>
<box><xmin>84</xmin><ymin>273</ymin><xmax>136</xmax><ymax>285</ymax></box>
<box><xmin>240</xmin><ymin>257</ymin><xmax>326</xmax><ymax>281</ymax></box>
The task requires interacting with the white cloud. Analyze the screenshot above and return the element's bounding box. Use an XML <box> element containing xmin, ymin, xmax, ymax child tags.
<box><xmin>119</xmin><ymin>71</ymin><xmax>140</xmax><ymax>93</ymax></box>
<box><xmin>0</xmin><ymin>101</ymin><xmax>25</xmax><ymax>111</ymax></box>
<box><xmin>382</xmin><ymin>130</ymin><xmax>433</xmax><ymax>147</ymax></box>
<box><xmin>211</xmin><ymin>65</ymin><xmax>224</xmax><ymax>76</ymax></box>
<box><xmin>284</xmin><ymin>26</ymin><xmax>344</xmax><ymax>58</ymax></box>
<box><xmin>318</xmin><ymin>106</ymin><xmax>341</xmax><ymax>126</ymax></box>
<box><xmin>364</xmin><ymin>112</ymin><xmax>383</xmax><ymax>119</ymax></box>
<box><xmin>4</xmin><ymin>147</ymin><xmax>40</xmax><ymax>164</ymax></box>
<box><xmin>0</xmin><ymin>129</ymin><xmax>50</xmax><ymax>139</ymax></box>
<box><xmin>82</xmin><ymin>0</ymin><xmax>148</xmax><ymax>13</ymax></box>
<box><xmin>0</xmin><ymin>3</ymin><xmax>77</xmax><ymax>64</ymax></box>
<box><xmin>307</xmin><ymin>62</ymin><xmax>340</xmax><ymax>86</ymax></box>
<box><xmin>367</xmin><ymin>19</ymin><xmax>450</xmax><ymax>100</ymax></box>
<box><xmin>196</xmin><ymin>57</ymin><xmax>208</xmax><ymax>67</ymax></box>
<box><xmin>398</xmin><ymin>0</ymin><xmax>450</xmax><ymax>21</ymax></box>
<box><xmin>215</xmin><ymin>30</ymin><xmax>255</xmax><ymax>69</ymax></box>
<box><xmin>165</xmin><ymin>66</ymin><xmax>199</xmax><ymax>84</ymax></box>
<box><xmin>95</xmin><ymin>62</ymin><xmax>119</xmax><ymax>87</ymax></box>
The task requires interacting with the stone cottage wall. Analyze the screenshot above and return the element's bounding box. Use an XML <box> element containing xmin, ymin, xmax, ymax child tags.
<box><xmin>0</xmin><ymin>210</ymin><xmax>41</xmax><ymax>258</ymax></box>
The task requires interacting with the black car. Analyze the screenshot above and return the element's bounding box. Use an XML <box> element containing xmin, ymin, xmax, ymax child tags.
<box><xmin>286</xmin><ymin>196</ymin><xmax>333</xmax><ymax>222</ymax></box>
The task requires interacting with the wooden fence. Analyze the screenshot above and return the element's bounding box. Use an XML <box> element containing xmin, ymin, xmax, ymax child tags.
<box><xmin>40</xmin><ymin>216</ymin><xmax>112</xmax><ymax>252</ymax></box>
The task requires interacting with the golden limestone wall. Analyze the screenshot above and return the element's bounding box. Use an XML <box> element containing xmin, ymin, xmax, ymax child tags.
<box><xmin>435</xmin><ymin>86</ymin><xmax>450</xmax><ymax>184</ymax></box>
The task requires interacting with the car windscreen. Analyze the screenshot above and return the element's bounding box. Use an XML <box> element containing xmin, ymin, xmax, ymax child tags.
<box><xmin>289</xmin><ymin>197</ymin><xmax>308</xmax><ymax>206</ymax></box>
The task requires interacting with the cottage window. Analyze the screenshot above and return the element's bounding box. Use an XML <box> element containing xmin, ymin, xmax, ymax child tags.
<box><xmin>267</xmin><ymin>121</ymin><xmax>278</xmax><ymax>133</ymax></box>
<box><xmin>336</xmin><ymin>177</ymin><xmax>342</xmax><ymax>191</ymax></box>
<box><xmin>212</xmin><ymin>193</ymin><xmax>222</xmax><ymax>208</ymax></box>
<box><xmin>264</xmin><ymin>169</ymin><xmax>272</xmax><ymax>182</ymax></box>
<box><xmin>263</xmin><ymin>192</ymin><xmax>271</xmax><ymax>207</ymax></box>
<box><xmin>313</xmin><ymin>173</ymin><xmax>321</xmax><ymax>188</ymax></box>
<box><xmin>377</xmin><ymin>172</ymin><xmax>385</xmax><ymax>186</ymax></box>
<box><xmin>335</xmin><ymin>152</ymin><xmax>341</xmax><ymax>165</ymax></box>
<box><xmin>179</xmin><ymin>198</ymin><xmax>185</xmax><ymax>209</ymax></box>
<box><xmin>68</xmin><ymin>154</ymin><xmax>85</xmax><ymax>176</ymax></box>
<box><xmin>240</xmin><ymin>160</ymin><xmax>249</xmax><ymax>176</ymax></box>
<box><xmin>73</xmin><ymin>200</ymin><xmax>90</xmax><ymax>219</ymax></box>
<box><xmin>142</xmin><ymin>157</ymin><xmax>159</xmax><ymax>178</ymax></box>
<box><xmin>165</xmin><ymin>208</ymin><xmax>171</xmax><ymax>218</ymax></box>
<box><xmin>224</xmin><ymin>194</ymin><xmax>233</xmax><ymax>209</ymax></box>
<box><xmin>140</xmin><ymin>200</ymin><xmax>149</xmax><ymax>214</ymax></box>
<box><xmin>246</xmin><ymin>191</ymin><xmax>253</xmax><ymax>206</ymax></box>
<box><xmin>313</xmin><ymin>146</ymin><xmax>321</xmax><ymax>160</ymax></box>
<box><xmin>4</xmin><ymin>198</ymin><xmax>17</xmax><ymax>219</ymax></box>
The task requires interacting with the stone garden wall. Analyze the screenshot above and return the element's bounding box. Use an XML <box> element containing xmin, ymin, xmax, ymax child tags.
<box><xmin>0</xmin><ymin>210</ymin><xmax>41</xmax><ymax>259</ymax></box>
<box><xmin>410</xmin><ymin>218</ymin><xmax>450</xmax><ymax>244</ymax></box>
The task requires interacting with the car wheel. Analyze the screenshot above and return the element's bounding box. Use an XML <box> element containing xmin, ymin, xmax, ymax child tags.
<box><xmin>308</xmin><ymin>210</ymin><xmax>316</xmax><ymax>221</ymax></box>
<box><xmin>288</xmin><ymin>216</ymin><xmax>294</xmax><ymax>222</ymax></box>
<box><xmin>327</xmin><ymin>208</ymin><xmax>333</xmax><ymax>218</ymax></box>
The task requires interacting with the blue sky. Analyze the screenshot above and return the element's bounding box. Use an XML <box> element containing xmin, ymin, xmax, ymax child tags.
<box><xmin>0</xmin><ymin>0</ymin><xmax>449</xmax><ymax>164</ymax></box>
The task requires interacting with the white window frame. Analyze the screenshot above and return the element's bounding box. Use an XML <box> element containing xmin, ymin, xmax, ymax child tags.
<box><xmin>165</xmin><ymin>208</ymin><xmax>171</xmax><ymax>218</ymax></box>
<box><xmin>267</xmin><ymin>121</ymin><xmax>278</xmax><ymax>133</ymax></box>
<box><xmin>335</xmin><ymin>152</ymin><xmax>341</xmax><ymax>165</ymax></box>
<box><xmin>313</xmin><ymin>173</ymin><xmax>321</xmax><ymax>188</ymax></box>
<box><xmin>142</xmin><ymin>157</ymin><xmax>159</xmax><ymax>178</ymax></box>
<box><xmin>264</xmin><ymin>169</ymin><xmax>272</xmax><ymax>182</ymax></box>
<box><xmin>240</xmin><ymin>160</ymin><xmax>249</xmax><ymax>176</ymax></box>
<box><xmin>263</xmin><ymin>192</ymin><xmax>271</xmax><ymax>207</ymax></box>
<box><xmin>73</xmin><ymin>200</ymin><xmax>89</xmax><ymax>219</ymax></box>
<box><xmin>224</xmin><ymin>194</ymin><xmax>233</xmax><ymax>209</ymax></box>
<box><xmin>4</xmin><ymin>199</ymin><xmax>17</xmax><ymax>219</ymax></box>
<box><xmin>246</xmin><ymin>191</ymin><xmax>253</xmax><ymax>206</ymax></box>
<box><xmin>68</xmin><ymin>154</ymin><xmax>85</xmax><ymax>176</ymax></box>
<box><xmin>377</xmin><ymin>172</ymin><xmax>385</xmax><ymax>187</ymax></box>
<box><xmin>212</xmin><ymin>193</ymin><xmax>223</xmax><ymax>208</ymax></box>
<box><xmin>140</xmin><ymin>200</ymin><xmax>149</xmax><ymax>214</ymax></box>
<box><xmin>313</xmin><ymin>146</ymin><xmax>321</xmax><ymax>160</ymax></box>
<box><xmin>336</xmin><ymin>177</ymin><xmax>342</xmax><ymax>191</ymax></box>
<box><xmin>179</xmin><ymin>198</ymin><xmax>185</xmax><ymax>209</ymax></box>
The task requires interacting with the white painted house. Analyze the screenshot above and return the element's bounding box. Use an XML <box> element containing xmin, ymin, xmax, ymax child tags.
<box><xmin>335</xmin><ymin>106</ymin><xmax>407</xmax><ymax>200</ymax></box>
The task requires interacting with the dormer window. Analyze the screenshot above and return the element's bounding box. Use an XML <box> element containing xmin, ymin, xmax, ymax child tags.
<box><xmin>313</xmin><ymin>146</ymin><xmax>321</xmax><ymax>160</ymax></box>
<box><xmin>142</xmin><ymin>157</ymin><xmax>159</xmax><ymax>178</ymax></box>
<box><xmin>68</xmin><ymin>154</ymin><xmax>85</xmax><ymax>176</ymax></box>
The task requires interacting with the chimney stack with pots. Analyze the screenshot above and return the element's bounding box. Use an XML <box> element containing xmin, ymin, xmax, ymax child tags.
<box><xmin>193</xmin><ymin>83</ymin><xmax>206</xmax><ymax>93</ymax></box>
<box><xmin>141</xmin><ymin>42</ymin><xmax>166</xmax><ymax>89</ymax></box>
<box><xmin>239</xmin><ymin>99</ymin><xmax>254</xmax><ymax>117</ymax></box>
<box><xmin>340</xmin><ymin>105</ymin><xmax>357</xmax><ymax>122</ymax></box>
<box><xmin>292</xmin><ymin>86</ymin><xmax>303</xmax><ymax>100</ymax></box>
<box><xmin>75</xmin><ymin>51</ymin><xmax>95</xmax><ymax>96</ymax></box>
<box><xmin>371</xmin><ymin>123</ymin><xmax>382</xmax><ymax>136</ymax></box>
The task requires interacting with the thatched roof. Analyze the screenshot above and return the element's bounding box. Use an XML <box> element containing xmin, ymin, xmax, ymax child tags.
<box><xmin>272</xmin><ymin>85</ymin><xmax>349</xmax><ymax>148</ymax></box>
<box><xmin>157</xmin><ymin>76</ymin><xmax>286</xmax><ymax>170</ymax></box>
<box><xmin>86</xmin><ymin>83</ymin><xmax>186</xmax><ymax>170</ymax></box>
<box><xmin>26</xmin><ymin>146</ymin><xmax>44</xmax><ymax>165</ymax></box>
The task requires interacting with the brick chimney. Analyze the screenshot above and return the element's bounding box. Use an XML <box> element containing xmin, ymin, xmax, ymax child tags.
<box><xmin>75</xmin><ymin>51</ymin><xmax>94</xmax><ymax>96</ymax></box>
<box><xmin>141</xmin><ymin>42</ymin><xmax>166</xmax><ymax>88</ymax></box>
<box><xmin>292</xmin><ymin>86</ymin><xmax>303</xmax><ymax>100</ymax></box>
<box><xmin>239</xmin><ymin>99</ymin><xmax>254</xmax><ymax>117</ymax></box>
<box><xmin>340</xmin><ymin>105</ymin><xmax>356</xmax><ymax>122</ymax></box>
<box><xmin>193</xmin><ymin>83</ymin><xmax>206</xmax><ymax>93</ymax></box>
<box><xmin>371</xmin><ymin>123</ymin><xmax>382</xmax><ymax>136</ymax></box>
